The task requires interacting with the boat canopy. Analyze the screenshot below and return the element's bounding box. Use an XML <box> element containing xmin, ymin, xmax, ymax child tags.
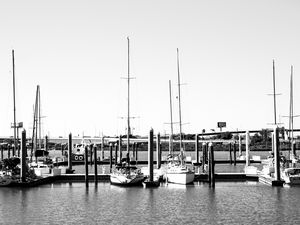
<box><xmin>115</xmin><ymin>163</ymin><xmax>138</xmax><ymax>170</ymax></box>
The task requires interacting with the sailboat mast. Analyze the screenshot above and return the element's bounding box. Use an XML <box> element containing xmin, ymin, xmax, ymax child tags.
<box><xmin>32</xmin><ymin>85</ymin><xmax>39</xmax><ymax>162</ymax></box>
<box><xmin>38</xmin><ymin>85</ymin><xmax>41</xmax><ymax>151</ymax></box>
<box><xmin>127</xmin><ymin>37</ymin><xmax>130</xmax><ymax>154</ymax></box>
<box><xmin>289</xmin><ymin>65</ymin><xmax>294</xmax><ymax>156</ymax></box>
<box><xmin>12</xmin><ymin>50</ymin><xmax>17</xmax><ymax>156</ymax></box>
<box><xmin>169</xmin><ymin>80</ymin><xmax>174</xmax><ymax>154</ymax></box>
<box><xmin>272</xmin><ymin>60</ymin><xmax>277</xmax><ymax>125</ymax></box>
<box><xmin>177</xmin><ymin>48</ymin><xmax>183</xmax><ymax>151</ymax></box>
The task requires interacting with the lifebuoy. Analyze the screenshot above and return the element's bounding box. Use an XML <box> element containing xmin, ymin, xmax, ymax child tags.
<box><xmin>74</xmin><ymin>155</ymin><xmax>79</xmax><ymax>161</ymax></box>
<box><xmin>79</xmin><ymin>156</ymin><xmax>83</xmax><ymax>161</ymax></box>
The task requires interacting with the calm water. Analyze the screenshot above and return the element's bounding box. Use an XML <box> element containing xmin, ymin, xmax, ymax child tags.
<box><xmin>0</xmin><ymin>182</ymin><xmax>300</xmax><ymax>225</ymax></box>
<box><xmin>1</xmin><ymin>150</ymin><xmax>300</xmax><ymax>224</ymax></box>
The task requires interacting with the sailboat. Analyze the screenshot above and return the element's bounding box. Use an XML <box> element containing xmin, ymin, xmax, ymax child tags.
<box><xmin>29</xmin><ymin>85</ymin><xmax>52</xmax><ymax>176</ymax></box>
<box><xmin>165</xmin><ymin>49</ymin><xmax>195</xmax><ymax>185</ymax></box>
<box><xmin>110</xmin><ymin>37</ymin><xmax>144</xmax><ymax>186</ymax></box>
<box><xmin>281</xmin><ymin>66</ymin><xmax>300</xmax><ymax>185</ymax></box>
<box><xmin>31</xmin><ymin>85</ymin><xmax>49</xmax><ymax>159</ymax></box>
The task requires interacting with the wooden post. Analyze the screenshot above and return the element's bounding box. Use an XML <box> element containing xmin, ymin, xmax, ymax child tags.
<box><xmin>229</xmin><ymin>143</ymin><xmax>232</xmax><ymax>164</ymax></box>
<box><xmin>148</xmin><ymin>129</ymin><xmax>154</xmax><ymax>182</ymax></box>
<box><xmin>168</xmin><ymin>134</ymin><xmax>172</xmax><ymax>154</ymax></box>
<box><xmin>118</xmin><ymin>136</ymin><xmax>122</xmax><ymax>163</ymax></box>
<box><xmin>45</xmin><ymin>135</ymin><xmax>48</xmax><ymax>153</ymax></box>
<box><xmin>132</xmin><ymin>142</ymin><xmax>136</xmax><ymax>158</ymax></box>
<box><xmin>68</xmin><ymin>133</ymin><xmax>72</xmax><ymax>171</ymax></box>
<box><xmin>114</xmin><ymin>143</ymin><xmax>118</xmax><ymax>165</ymax></box>
<box><xmin>233</xmin><ymin>142</ymin><xmax>237</xmax><ymax>166</ymax></box>
<box><xmin>101</xmin><ymin>137</ymin><xmax>105</xmax><ymax>160</ymax></box>
<box><xmin>17</xmin><ymin>144</ymin><xmax>20</xmax><ymax>157</ymax></box>
<box><xmin>94</xmin><ymin>145</ymin><xmax>98</xmax><ymax>184</ymax></box>
<box><xmin>0</xmin><ymin>145</ymin><xmax>3</xmax><ymax>160</ymax></box>
<box><xmin>195</xmin><ymin>134</ymin><xmax>199</xmax><ymax>163</ymax></box>
<box><xmin>135</xmin><ymin>142</ymin><xmax>138</xmax><ymax>161</ymax></box>
<box><xmin>90</xmin><ymin>144</ymin><xmax>93</xmax><ymax>166</ymax></box>
<box><xmin>8</xmin><ymin>144</ymin><xmax>11</xmax><ymax>158</ymax></box>
<box><xmin>292</xmin><ymin>141</ymin><xmax>297</xmax><ymax>157</ymax></box>
<box><xmin>292</xmin><ymin>141</ymin><xmax>297</xmax><ymax>167</ymax></box>
<box><xmin>20</xmin><ymin>129</ymin><xmax>27</xmax><ymax>183</ymax></box>
<box><xmin>245</xmin><ymin>131</ymin><xmax>250</xmax><ymax>166</ymax></box>
<box><xmin>207</xmin><ymin>143</ymin><xmax>211</xmax><ymax>184</ymax></box>
<box><xmin>156</xmin><ymin>133</ymin><xmax>161</xmax><ymax>169</ymax></box>
<box><xmin>209</xmin><ymin>143</ymin><xmax>215</xmax><ymax>187</ymax></box>
<box><xmin>238</xmin><ymin>134</ymin><xmax>242</xmax><ymax>157</ymax></box>
<box><xmin>109</xmin><ymin>143</ymin><xmax>113</xmax><ymax>172</ymax></box>
<box><xmin>202</xmin><ymin>143</ymin><xmax>207</xmax><ymax>173</ymax></box>
<box><xmin>274</xmin><ymin>127</ymin><xmax>281</xmax><ymax>181</ymax></box>
<box><xmin>85</xmin><ymin>146</ymin><xmax>89</xmax><ymax>187</ymax></box>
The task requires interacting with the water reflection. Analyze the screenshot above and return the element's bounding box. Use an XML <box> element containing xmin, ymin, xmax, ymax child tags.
<box><xmin>1</xmin><ymin>182</ymin><xmax>300</xmax><ymax>224</ymax></box>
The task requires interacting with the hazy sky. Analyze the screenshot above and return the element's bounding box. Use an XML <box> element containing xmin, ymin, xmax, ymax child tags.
<box><xmin>1</xmin><ymin>0</ymin><xmax>300</xmax><ymax>138</ymax></box>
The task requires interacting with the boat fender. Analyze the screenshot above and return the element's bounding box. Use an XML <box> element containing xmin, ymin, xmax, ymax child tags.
<box><xmin>79</xmin><ymin>156</ymin><xmax>83</xmax><ymax>161</ymax></box>
<box><xmin>74</xmin><ymin>155</ymin><xmax>79</xmax><ymax>161</ymax></box>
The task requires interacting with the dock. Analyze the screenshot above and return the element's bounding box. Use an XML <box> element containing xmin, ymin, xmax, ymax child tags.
<box><xmin>4</xmin><ymin>172</ymin><xmax>263</xmax><ymax>187</ymax></box>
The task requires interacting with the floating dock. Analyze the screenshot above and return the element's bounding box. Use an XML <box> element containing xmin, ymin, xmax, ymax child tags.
<box><xmin>3</xmin><ymin>172</ymin><xmax>263</xmax><ymax>187</ymax></box>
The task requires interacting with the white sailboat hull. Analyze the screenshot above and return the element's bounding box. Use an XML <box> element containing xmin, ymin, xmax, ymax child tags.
<box><xmin>166</xmin><ymin>171</ymin><xmax>195</xmax><ymax>185</ymax></box>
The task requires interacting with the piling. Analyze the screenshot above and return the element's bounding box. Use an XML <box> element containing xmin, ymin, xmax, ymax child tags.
<box><xmin>94</xmin><ymin>145</ymin><xmax>98</xmax><ymax>184</ymax></box>
<box><xmin>202</xmin><ymin>143</ymin><xmax>207</xmax><ymax>172</ymax></box>
<box><xmin>195</xmin><ymin>134</ymin><xmax>199</xmax><ymax>164</ymax></box>
<box><xmin>90</xmin><ymin>144</ymin><xmax>93</xmax><ymax>166</ymax></box>
<box><xmin>118</xmin><ymin>136</ymin><xmax>122</xmax><ymax>163</ymax></box>
<box><xmin>169</xmin><ymin>134</ymin><xmax>172</xmax><ymax>154</ymax></box>
<box><xmin>101</xmin><ymin>137</ymin><xmax>105</xmax><ymax>160</ymax></box>
<box><xmin>233</xmin><ymin>142</ymin><xmax>237</xmax><ymax>166</ymax></box>
<box><xmin>292</xmin><ymin>141</ymin><xmax>297</xmax><ymax>167</ymax></box>
<box><xmin>208</xmin><ymin>143</ymin><xmax>215</xmax><ymax>187</ymax></box>
<box><xmin>292</xmin><ymin>141</ymin><xmax>297</xmax><ymax>157</ymax></box>
<box><xmin>156</xmin><ymin>133</ymin><xmax>161</xmax><ymax>169</ymax></box>
<box><xmin>17</xmin><ymin>144</ymin><xmax>20</xmax><ymax>157</ymax></box>
<box><xmin>45</xmin><ymin>135</ymin><xmax>48</xmax><ymax>152</ymax></box>
<box><xmin>20</xmin><ymin>129</ymin><xmax>26</xmax><ymax>183</ymax></box>
<box><xmin>207</xmin><ymin>143</ymin><xmax>211</xmax><ymax>184</ymax></box>
<box><xmin>132</xmin><ymin>142</ymin><xmax>136</xmax><ymax>158</ymax></box>
<box><xmin>8</xmin><ymin>144</ymin><xmax>11</xmax><ymax>158</ymax></box>
<box><xmin>229</xmin><ymin>143</ymin><xmax>232</xmax><ymax>164</ymax></box>
<box><xmin>114</xmin><ymin>143</ymin><xmax>118</xmax><ymax>165</ymax></box>
<box><xmin>245</xmin><ymin>131</ymin><xmax>250</xmax><ymax>167</ymax></box>
<box><xmin>126</xmin><ymin>151</ymin><xmax>130</xmax><ymax>165</ymax></box>
<box><xmin>0</xmin><ymin>145</ymin><xmax>3</xmax><ymax>160</ymax></box>
<box><xmin>109</xmin><ymin>143</ymin><xmax>113</xmax><ymax>172</ymax></box>
<box><xmin>273</xmin><ymin>127</ymin><xmax>281</xmax><ymax>181</ymax></box>
<box><xmin>85</xmin><ymin>146</ymin><xmax>89</xmax><ymax>187</ymax></box>
<box><xmin>68</xmin><ymin>133</ymin><xmax>72</xmax><ymax>171</ymax></box>
<box><xmin>148</xmin><ymin>129</ymin><xmax>154</xmax><ymax>182</ymax></box>
<box><xmin>135</xmin><ymin>142</ymin><xmax>138</xmax><ymax>161</ymax></box>
<box><xmin>238</xmin><ymin>134</ymin><xmax>242</xmax><ymax>157</ymax></box>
